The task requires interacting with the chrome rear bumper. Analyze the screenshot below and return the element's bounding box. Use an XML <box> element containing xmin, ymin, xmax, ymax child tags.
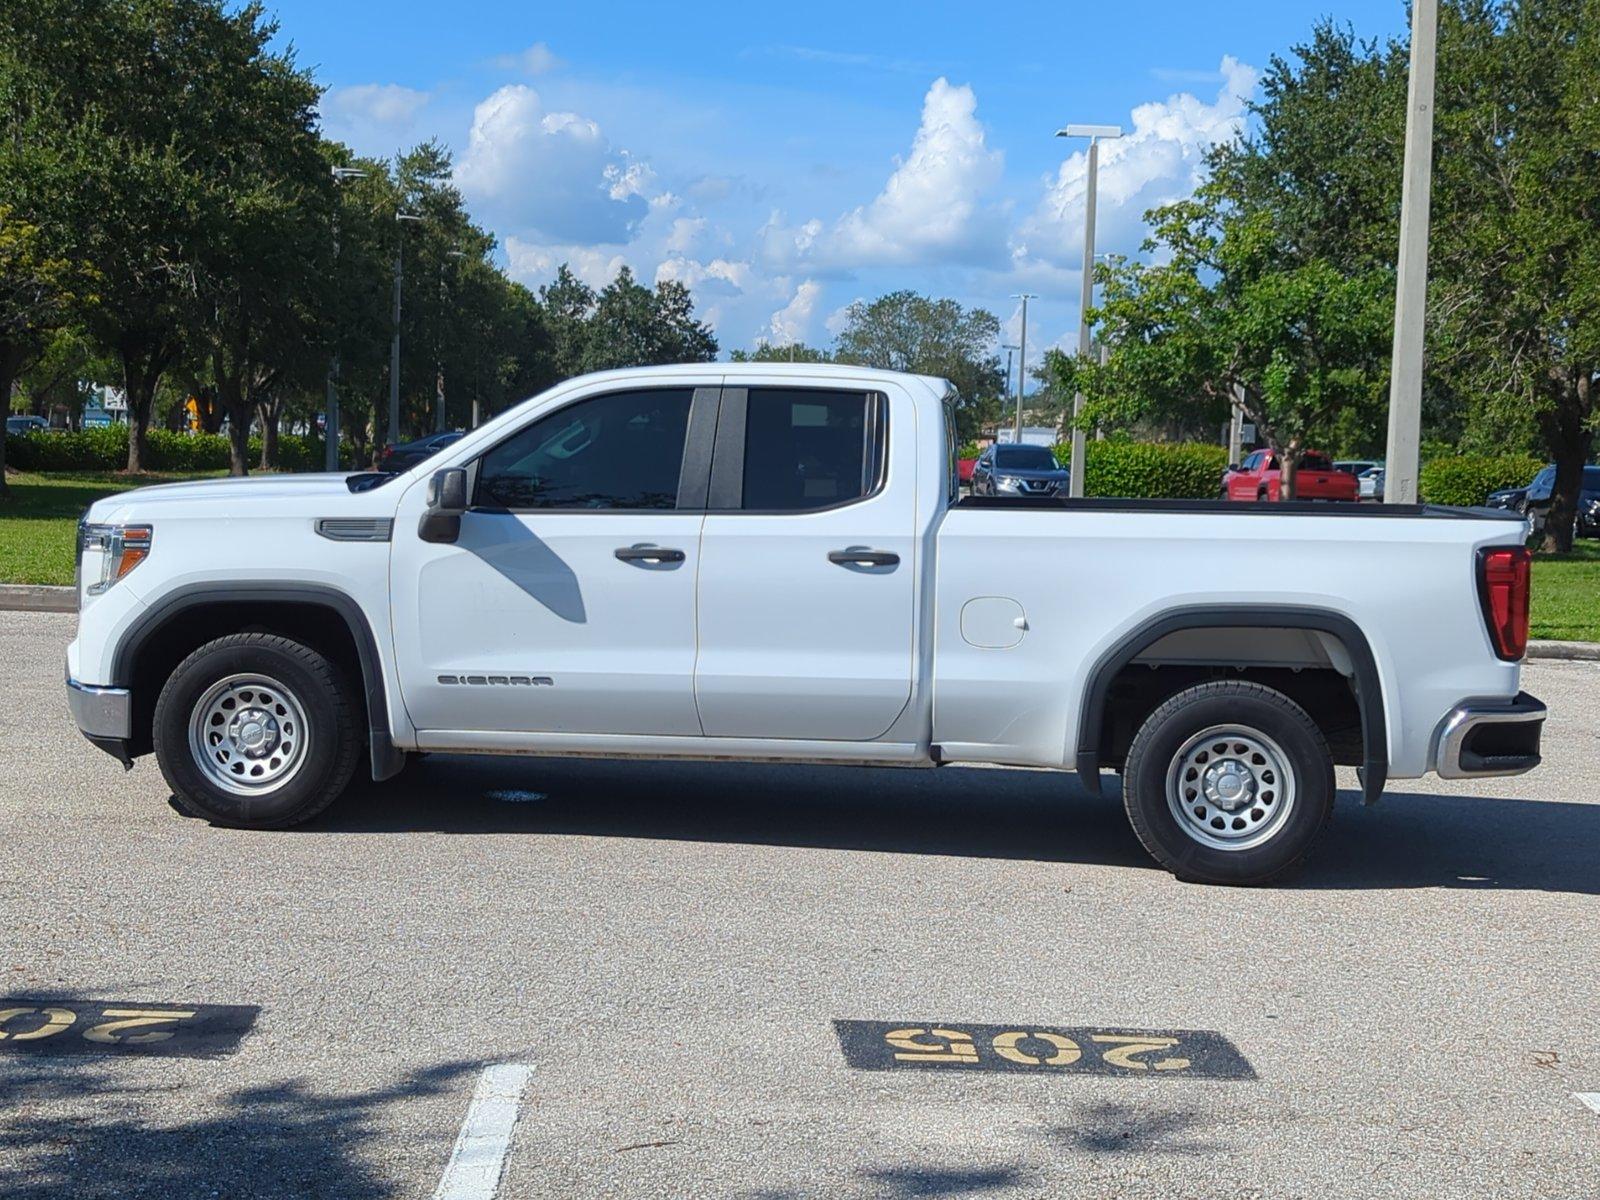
<box><xmin>1436</xmin><ymin>692</ymin><xmax>1546</xmax><ymax>779</ymax></box>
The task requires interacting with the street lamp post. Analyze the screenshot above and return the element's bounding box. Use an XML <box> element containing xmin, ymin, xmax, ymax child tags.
<box><xmin>325</xmin><ymin>165</ymin><xmax>367</xmax><ymax>472</ymax></box>
<box><xmin>1057</xmin><ymin>123</ymin><xmax>1123</xmax><ymax>497</ymax></box>
<box><xmin>1010</xmin><ymin>295</ymin><xmax>1035</xmax><ymax>441</ymax></box>
<box><xmin>388</xmin><ymin>212</ymin><xmax>423</xmax><ymax>452</ymax></box>
<box><xmin>1384</xmin><ymin>0</ymin><xmax>1438</xmax><ymax>505</ymax></box>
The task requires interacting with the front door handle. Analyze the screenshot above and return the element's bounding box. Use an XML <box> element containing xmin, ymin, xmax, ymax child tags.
<box><xmin>828</xmin><ymin>548</ymin><xmax>899</xmax><ymax>568</ymax></box>
<box><xmin>615</xmin><ymin>545</ymin><xmax>685</xmax><ymax>565</ymax></box>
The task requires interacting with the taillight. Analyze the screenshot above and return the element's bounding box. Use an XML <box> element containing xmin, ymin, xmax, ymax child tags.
<box><xmin>1477</xmin><ymin>546</ymin><xmax>1531</xmax><ymax>661</ymax></box>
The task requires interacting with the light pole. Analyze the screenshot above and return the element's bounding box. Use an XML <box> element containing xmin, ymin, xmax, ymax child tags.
<box><xmin>325</xmin><ymin>165</ymin><xmax>367</xmax><ymax>471</ymax></box>
<box><xmin>1010</xmin><ymin>295</ymin><xmax>1035</xmax><ymax>440</ymax></box>
<box><xmin>1384</xmin><ymin>0</ymin><xmax>1438</xmax><ymax>505</ymax></box>
<box><xmin>388</xmin><ymin>211</ymin><xmax>424</xmax><ymax>452</ymax></box>
<box><xmin>1057</xmin><ymin>122</ymin><xmax>1123</xmax><ymax>497</ymax></box>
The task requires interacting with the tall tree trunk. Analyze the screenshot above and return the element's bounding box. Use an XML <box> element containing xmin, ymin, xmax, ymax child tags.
<box><xmin>257</xmin><ymin>399</ymin><xmax>280</xmax><ymax>470</ymax></box>
<box><xmin>118</xmin><ymin>339</ymin><xmax>171</xmax><ymax>474</ymax></box>
<box><xmin>124</xmin><ymin>375</ymin><xmax>154</xmax><ymax>474</ymax></box>
<box><xmin>214</xmin><ymin>364</ymin><xmax>251</xmax><ymax>478</ymax></box>
<box><xmin>1538</xmin><ymin>374</ymin><xmax>1592</xmax><ymax>554</ymax></box>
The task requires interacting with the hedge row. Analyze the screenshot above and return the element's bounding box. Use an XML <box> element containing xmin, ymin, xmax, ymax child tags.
<box><xmin>1049</xmin><ymin>441</ymin><xmax>1231</xmax><ymax>500</ymax></box>
<box><xmin>6</xmin><ymin>426</ymin><xmax>322</xmax><ymax>473</ymax></box>
<box><xmin>1418</xmin><ymin>454</ymin><xmax>1543</xmax><ymax>508</ymax></box>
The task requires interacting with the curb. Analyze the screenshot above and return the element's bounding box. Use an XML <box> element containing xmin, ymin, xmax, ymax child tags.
<box><xmin>0</xmin><ymin>584</ymin><xmax>75</xmax><ymax>613</ymax></box>
<box><xmin>1527</xmin><ymin>639</ymin><xmax>1600</xmax><ymax>662</ymax></box>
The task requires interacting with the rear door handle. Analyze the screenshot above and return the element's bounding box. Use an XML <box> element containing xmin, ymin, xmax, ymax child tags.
<box><xmin>828</xmin><ymin>548</ymin><xmax>899</xmax><ymax>568</ymax></box>
<box><xmin>615</xmin><ymin>545</ymin><xmax>686</xmax><ymax>565</ymax></box>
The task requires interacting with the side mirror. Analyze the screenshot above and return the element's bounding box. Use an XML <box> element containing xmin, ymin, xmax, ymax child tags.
<box><xmin>419</xmin><ymin>467</ymin><xmax>468</xmax><ymax>544</ymax></box>
<box><xmin>1227</xmin><ymin>463</ymin><xmax>1240</xmax><ymax>472</ymax></box>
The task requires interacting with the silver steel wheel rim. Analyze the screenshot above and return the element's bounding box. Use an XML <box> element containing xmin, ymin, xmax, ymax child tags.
<box><xmin>187</xmin><ymin>674</ymin><xmax>310</xmax><ymax>796</ymax></box>
<box><xmin>1165</xmin><ymin>725</ymin><xmax>1296</xmax><ymax>852</ymax></box>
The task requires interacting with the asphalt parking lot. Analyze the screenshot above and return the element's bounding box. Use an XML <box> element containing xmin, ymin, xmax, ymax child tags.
<box><xmin>2</xmin><ymin>610</ymin><xmax>1598</xmax><ymax>1199</ymax></box>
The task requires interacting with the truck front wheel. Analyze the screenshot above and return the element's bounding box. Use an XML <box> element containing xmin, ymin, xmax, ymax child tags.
<box><xmin>1121</xmin><ymin>681</ymin><xmax>1335</xmax><ymax>885</ymax></box>
<box><xmin>153</xmin><ymin>633</ymin><xmax>361</xmax><ymax>829</ymax></box>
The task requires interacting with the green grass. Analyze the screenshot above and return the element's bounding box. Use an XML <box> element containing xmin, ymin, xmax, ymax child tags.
<box><xmin>1531</xmin><ymin>539</ymin><xmax>1600</xmax><ymax>643</ymax></box>
<box><xmin>0</xmin><ymin>470</ymin><xmax>221</xmax><ymax>585</ymax></box>
<box><xmin>4</xmin><ymin>470</ymin><xmax>1597</xmax><ymax>643</ymax></box>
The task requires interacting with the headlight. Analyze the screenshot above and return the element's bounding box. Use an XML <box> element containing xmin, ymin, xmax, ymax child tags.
<box><xmin>77</xmin><ymin>521</ymin><xmax>152</xmax><ymax>597</ymax></box>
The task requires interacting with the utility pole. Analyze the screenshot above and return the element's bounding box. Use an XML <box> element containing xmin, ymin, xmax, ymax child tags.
<box><xmin>389</xmin><ymin>212</ymin><xmax>423</xmax><ymax>452</ymax></box>
<box><xmin>324</xmin><ymin>166</ymin><xmax>367</xmax><ymax>471</ymax></box>
<box><xmin>1011</xmin><ymin>295</ymin><xmax>1035</xmax><ymax>440</ymax></box>
<box><xmin>1384</xmin><ymin>0</ymin><xmax>1438</xmax><ymax>505</ymax></box>
<box><xmin>1002</xmin><ymin>344</ymin><xmax>1018</xmax><ymax>427</ymax></box>
<box><xmin>1057</xmin><ymin>123</ymin><xmax>1123</xmax><ymax>497</ymax></box>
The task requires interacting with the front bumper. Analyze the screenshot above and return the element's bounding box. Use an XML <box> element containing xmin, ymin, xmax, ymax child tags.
<box><xmin>67</xmin><ymin>676</ymin><xmax>135</xmax><ymax>768</ymax></box>
<box><xmin>1436</xmin><ymin>692</ymin><xmax>1546</xmax><ymax>779</ymax></box>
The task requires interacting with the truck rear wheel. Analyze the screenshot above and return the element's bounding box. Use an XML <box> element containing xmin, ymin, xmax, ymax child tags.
<box><xmin>153</xmin><ymin>633</ymin><xmax>361</xmax><ymax>829</ymax></box>
<box><xmin>1121</xmin><ymin>681</ymin><xmax>1335</xmax><ymax>885</ymax></box>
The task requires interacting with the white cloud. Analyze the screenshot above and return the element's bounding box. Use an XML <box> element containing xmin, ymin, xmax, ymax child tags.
<box><xmin>824</xmin><ymin>300</ymin><xmax>860</xmax><ymax>338</ymax></box>
<box><xmin>663</xmin><ymin>217</ymin><xmax>707</xmax><ymax>255</ymax></box>
<box><xmin>654</xmin><ymin>257</ymin><xmax>754</xmax><ymax>293</ymax></box>
<box><xmin>504</xmin><ymin>237</ymin><xmax>629</xmax><ymax>290</ymax></box>
<box><xmin>455</xmin><ymin>85</ymin><xmax>649</xmax><ymax>245</ymax></box>
<box><xmin>319</xmin><ymin>84</ymin><xmax>430</xmax><ymax>153</ymax></box>
<box><xmin>1014</xmin><ymin>57</ymin><xmax>1258</xmax><ymax>273</ymax></box>
<box><xmin>764</xmin><ymin>78</ymin><xmax>1005</xmax><ymax>272</ymax></box>
<box><xmin>766</xmin><ymin>280</ymin><xmax>823</xmax><ymax>345</ymax></box>
<box><xmin>492</xmin><ymin>42</ymin><xmax>561</xmax><ymax>76</ymax></box>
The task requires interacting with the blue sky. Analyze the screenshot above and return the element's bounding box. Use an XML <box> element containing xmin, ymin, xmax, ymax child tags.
<box><xmin>279</xmin><ymin>0</ymin><xmax>1408</xmax><ymax>370</ymax></box>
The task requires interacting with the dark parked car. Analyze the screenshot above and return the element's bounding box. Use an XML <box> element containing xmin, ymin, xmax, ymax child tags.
<box><xmin>969</xmin><ymin>443</ymin><xmax>1070</xmax><ymax>498</ymax></box>
<box><xmin>379</xmin><ymin>430</ymin><xmax>465</xmax><ymax>473</ymax></box>
<box><xmin>1489</xmin><ymin>464</ymin><xmax>1600</xmax><ymax>537</ymax></box>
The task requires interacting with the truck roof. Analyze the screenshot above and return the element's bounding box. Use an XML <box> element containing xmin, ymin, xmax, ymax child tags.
<box><xmin>552</xmin><ymin>361</ymin><xmax>953</xmax><ymax>395</ymax></box>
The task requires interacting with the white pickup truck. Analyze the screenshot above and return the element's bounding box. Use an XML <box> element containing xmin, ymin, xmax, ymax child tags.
<box><xmin>66</xmin><ymin>364</ymin><xmax>1546</xmax><ymax>885</ymax></box>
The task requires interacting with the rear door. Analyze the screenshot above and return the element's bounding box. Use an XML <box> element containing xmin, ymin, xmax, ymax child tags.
<box><xmin>693</xmin><ymin>384</ymin><xmax>916</xmax><ymax>741</ymax></box>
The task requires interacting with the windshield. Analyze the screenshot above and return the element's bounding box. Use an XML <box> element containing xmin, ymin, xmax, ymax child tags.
<box><xmin>994</xmin><ymin>445</ymin><xmax>1058</xmax><ymax>471</ymax></box>
<box><xmin>1584</xmin><ymin>467</ymin><xmax>1600</xmax><ymax>490</ymax></box>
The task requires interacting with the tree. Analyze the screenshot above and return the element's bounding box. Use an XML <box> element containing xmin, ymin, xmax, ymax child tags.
<box><xmin>0</xmin><ymin>35</ymin><xmax>97</xmax><ymax>495</ymax></box>
<box><xmin>1426</xmin><ymin>0</ymin><xmax>1600</xmax><ymax>550</ymax></box>
<box><xmin>730</xmin><ymin>343</ymin><xmax>834</xmax><ymax>363</ymax></box>
<box><xmin>831</xmin><ymin>291</ymin><xmax>1005</xmax><ymax>442</ymax></box>
<box><xmin>1049</xmin><ymin>21</ymin><xmax>1401</xmax><ymax>497</ymax></box>
<box><xmin>189</xmin><ymin>5</ymin><xmax>331</xmax><ymax>475</ymax></box>
<box><xmin>539</xmin><ymin>265</ymin><xmax>717</xmax><ymax>379</ymax></box>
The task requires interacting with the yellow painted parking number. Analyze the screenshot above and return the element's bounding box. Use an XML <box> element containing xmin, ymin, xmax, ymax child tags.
<box><xmin>992</xmin><ymin>1030</ymin><xmax>1082</xmax><ymax>1066</ymax></box>
<box><xmin>0</xmin><ymin>1007</ymin><xmax>76</xmax><ymax>1041</ymax></box>
<box><xmin>885</xmin><ymin>1028</ymin><xmax>980</xmax><ymax>1064</ymax></box>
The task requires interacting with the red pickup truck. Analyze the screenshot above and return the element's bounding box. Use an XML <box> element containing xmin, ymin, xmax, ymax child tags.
<box><xmin>1224</xmin><ymin>450</ymin><xmax>1359</xmax><ymax>502</ymax></box>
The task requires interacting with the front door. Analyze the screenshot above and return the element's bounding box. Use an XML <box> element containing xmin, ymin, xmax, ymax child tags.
<box><xmin>693</xmin><ymin>384</ymin><xmax>917</xmax><ymax>741</ymax></box>
<box><xmin>391</xmin><ymin>384</ymin><xmax>715</xmax><ymax>737</ymax></box>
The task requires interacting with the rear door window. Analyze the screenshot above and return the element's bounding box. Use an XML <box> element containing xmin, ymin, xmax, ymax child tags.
<box><xmin>737</xmin><ymin>388</ymin><xmax>886</xmax><ymax>512</ymax></box>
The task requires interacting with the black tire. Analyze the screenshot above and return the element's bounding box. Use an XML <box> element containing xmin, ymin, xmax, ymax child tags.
<box><xmin>1121</xmin><ymin>681</ymin><xmax>1335</xmax><ymax>886</ymax></box>
<box><xmin>153</xmin><ymin>633</ymin><xmax>361</xmax><ymax>829</ymax></box>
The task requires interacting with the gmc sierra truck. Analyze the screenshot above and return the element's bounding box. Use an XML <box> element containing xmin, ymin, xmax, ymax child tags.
<box><xmin>66</xmin><ymin>364</ymin><xmax>1547</xmax><ymax>885</ymax></box>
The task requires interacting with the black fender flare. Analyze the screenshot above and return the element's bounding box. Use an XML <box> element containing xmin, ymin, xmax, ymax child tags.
<box><xmin>1075</xmin><ymin>605</ymin><xmax>1388</xmax><ymax>805</ymax></box>
<box><xmin>113</xmin><ymin>582</ymin><xmax>406</xmax><ymax>782</ymax></box>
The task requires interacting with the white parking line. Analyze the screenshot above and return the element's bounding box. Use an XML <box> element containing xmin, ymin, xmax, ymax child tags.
<box><xmin>432</xmin><ymin>1063</ymin><xmax>535</xmax><ymax>1200</ymax></box>
<box><xmin>1575</xmin><ymin>1093</ymin><xmax>1600</xmax><ymax>1115</ymax></box>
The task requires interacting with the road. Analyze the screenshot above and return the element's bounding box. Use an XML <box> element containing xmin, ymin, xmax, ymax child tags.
<box><xmin>2</xmin><ymin>610</ymin><xmax>1597</xmax><ymax>1199</ymax></box>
